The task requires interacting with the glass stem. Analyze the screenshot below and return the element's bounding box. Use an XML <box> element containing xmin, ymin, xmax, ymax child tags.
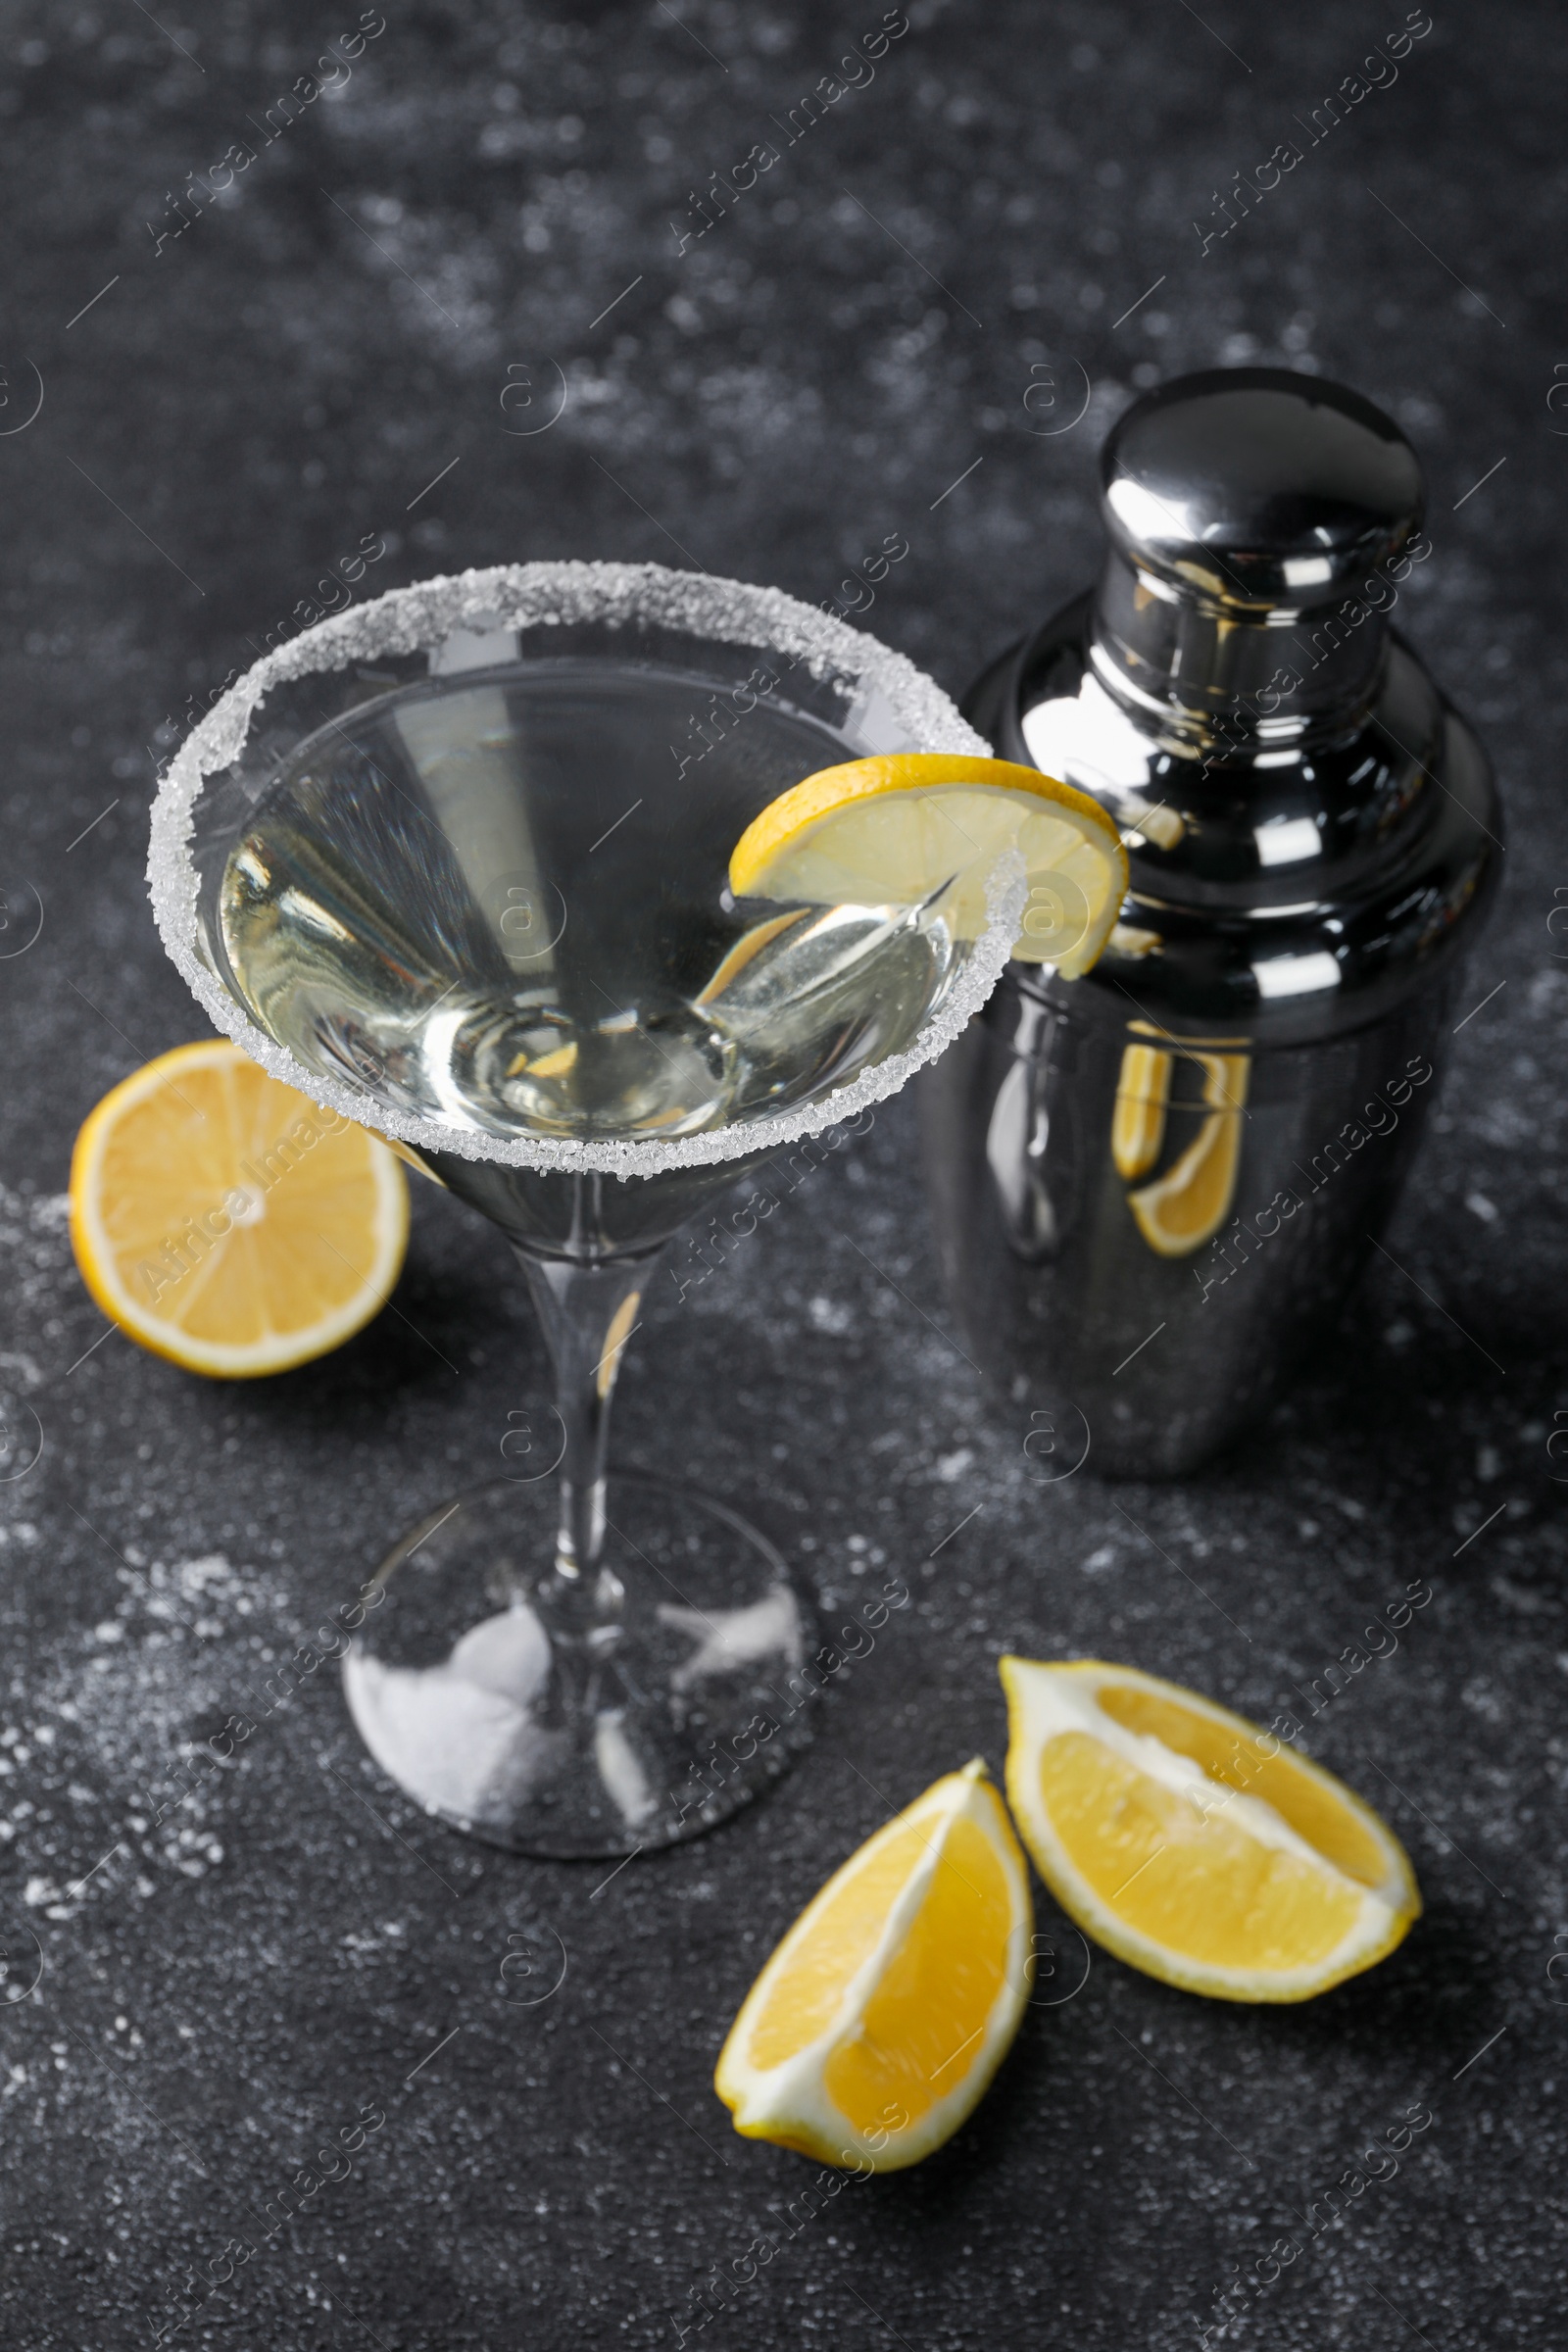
<box><xmin>512</xmin><ymin>1243</ymin><xmax>661</xmax><ymax>1595</ymax></box>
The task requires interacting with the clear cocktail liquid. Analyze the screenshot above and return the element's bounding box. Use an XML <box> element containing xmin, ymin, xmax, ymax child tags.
<box><xmin>219</xmin><ymin>662</ymin><xmax>974</xmax><ymax>1143</ymax></box>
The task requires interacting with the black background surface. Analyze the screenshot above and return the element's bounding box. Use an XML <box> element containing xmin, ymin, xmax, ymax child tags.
<box><xmin>2</xmin><ymin>4</ymin><xmax>1565</xmax><ymax>2347</ymax></box>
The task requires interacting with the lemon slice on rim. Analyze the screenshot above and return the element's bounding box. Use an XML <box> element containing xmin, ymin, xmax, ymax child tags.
<box><xmin>1001</xmin><ymin>1658</ymin><xmax>1419</xmax><ymax>2003</ymax></box>
<box><xmin>714</xmin><ymin>1760</ymin><xmax>1033</xmax><ymax>2172</ymax></box>
<box><xmin>728</xmin><ymin>754</ymin><xmax>1128</xmax><ymax>976</ymax></box>
<box><xmin>71</xmin><ymin>1040</ymin><xmax>409</xmax><ymax>1379</ymax></box>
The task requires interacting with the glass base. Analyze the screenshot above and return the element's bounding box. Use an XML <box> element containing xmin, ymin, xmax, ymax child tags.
<box><xmin>341</xmin><ymin>1471</ymin><xmax>819</xmax><ymax>1859</ymax></box>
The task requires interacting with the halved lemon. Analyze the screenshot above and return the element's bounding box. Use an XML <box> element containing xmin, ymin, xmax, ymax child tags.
<box><xmin>714</xmin><ymin>1760</ymin><xmax>1033</xmax><ymax>2171</ymax></box>
<box><xmin>71</xmin><ymin>1040</ymin><xmax>408</xmax><ymax>1378</ymax></box>
<box><xmin>728</xmin><ymin>755</ymin><xmax>1128</xmax><ymax>977</ymax></box>
<box><xmin>1001</xmin><ymin>1658</ymin><xmax>1419</xmax><ymax>2003</ymax></box>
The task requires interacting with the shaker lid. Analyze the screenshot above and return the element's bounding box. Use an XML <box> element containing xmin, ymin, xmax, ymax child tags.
<box><xmin>1101</xmin><ymin>368</ymin><xmax>1423</xmax><ymax>609</ymax></box>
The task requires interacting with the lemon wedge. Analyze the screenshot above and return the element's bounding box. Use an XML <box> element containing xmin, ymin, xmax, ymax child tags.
<box><xmin>71</xmin><ymin>1040</ymin><xmax>408</xmax><ymax>1378</ymax></box>
<box><xmin>1001</xmin><ymin>1658</ymin><xmax>1419</xmax><ymax>2003</ymax></box>
<box><xmin>728</xmin><ymin>754</ymin><xmax>1128</xmax><ymax>976</ymax></box>
<box><xmin>714</xmin><ymin>1760</ymin><xmax>1033</xmax><ymax>2171</ymax></box>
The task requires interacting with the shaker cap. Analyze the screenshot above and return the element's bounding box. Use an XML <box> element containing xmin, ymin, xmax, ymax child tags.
<box><xmin>1101</xmin><ymin>368</ymin><xmax>1424</xmax><ymax>609</ymax></box>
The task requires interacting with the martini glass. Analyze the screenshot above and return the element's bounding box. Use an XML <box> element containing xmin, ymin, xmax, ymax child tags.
<box><xmin>149</xmin><ymin>562</ymin><xmax>1014</xmax><ymax>1858</ymax></box>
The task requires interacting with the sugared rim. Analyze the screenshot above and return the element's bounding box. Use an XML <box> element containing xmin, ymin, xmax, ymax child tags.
<box><xmin>146</xmin><ymin>559</ymin><xmax>1012</xmax><ymax>1178</ymax></box>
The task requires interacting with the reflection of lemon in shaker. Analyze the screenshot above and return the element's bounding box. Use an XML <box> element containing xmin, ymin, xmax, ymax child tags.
<box><xmin>1126</xmin><ymin>1053</ymin><xmax>1250</xmax><ymax>1255</ymax></box>
<box><xmin>1111</xmin><ymin>1043</ymin><xmax>1173</xmax><ymax>1181</ymax></box>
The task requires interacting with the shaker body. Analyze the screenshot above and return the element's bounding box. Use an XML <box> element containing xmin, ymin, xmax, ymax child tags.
<box><xmin>919</xmin><ymin>569</ymin><xmax>1498</xmax><ymax>1476</ymax></box>
<box><xmin>920</xmin><ymin>965</ymin><xmax>1453</xmax><ymax>1478</ymax></box>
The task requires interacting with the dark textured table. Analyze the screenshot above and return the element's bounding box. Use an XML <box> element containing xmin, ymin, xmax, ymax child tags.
<box><xmin>2</xmin><ymin>4</ymin><xmax>1564</xmax><ymax>2346</ymax></box>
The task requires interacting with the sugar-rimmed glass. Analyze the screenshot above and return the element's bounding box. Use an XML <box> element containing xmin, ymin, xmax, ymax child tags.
<box><xmin>149</xmin><ymin>562</ymin><xmax>1012</xmax><ymax>1858</ymax></box>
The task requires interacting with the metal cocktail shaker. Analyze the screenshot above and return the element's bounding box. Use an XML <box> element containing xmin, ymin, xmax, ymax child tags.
<box><xmin>918</xmin><ymin>368</ymin><xmax>1500</xmax><ymax>1477</ymax></box>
